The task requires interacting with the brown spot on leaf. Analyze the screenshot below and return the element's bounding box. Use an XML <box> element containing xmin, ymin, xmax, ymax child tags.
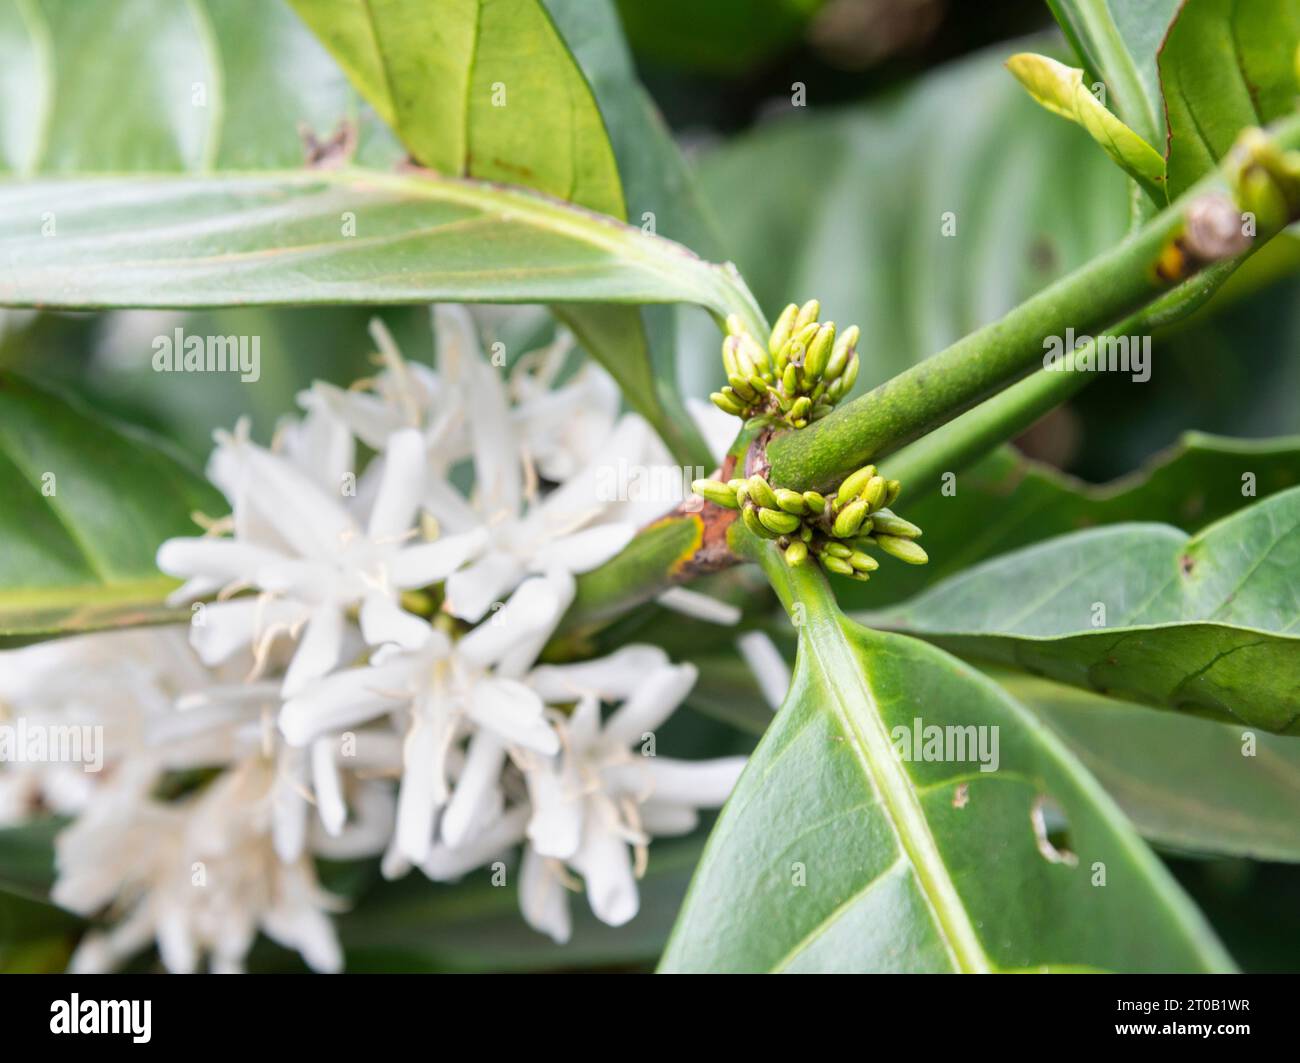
<box><xmin>299</xmin><ymin>120</ymin><xmax>357</xmax><ymax>170</ymax></box>
<box><xmin>952</xmin><ymin>783</ymin><xmax>969</xmax><ymax>809</ymax></box>
<box><xmin>1180</xmin><ymin>553</ymin><xmax>1195</xmax><ymax>576</ymax></box>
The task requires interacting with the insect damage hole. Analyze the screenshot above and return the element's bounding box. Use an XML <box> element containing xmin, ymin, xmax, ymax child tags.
<box><xmin>1030</xmin><ymin>794</ymin><xmax>1079</xmax><ymax>867</ymax></box>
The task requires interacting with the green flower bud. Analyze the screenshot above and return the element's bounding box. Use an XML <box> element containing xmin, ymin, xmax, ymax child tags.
<box><xmin>738</xmin><ymin>332</ymin><xmax>772</xmax><ymax>378</ymax></box>
<box><xmin>774</xmin><ymin>488</ymin><xmax>807</xmax><ymax>515</ymax></box>
<box><xmin>852</xmin><ymin>534</ymin><xmax>877</xmax><ymax>547</ymax></box>
<box><xmin>803</xmin><ymin>322</ymin><xmax>836</xmax><ymax>381</ymax></box>
<box><xmin>871</xmin><ymin>509</ymin><xmax>922</xmax><ymax>539</ymax></box>
<box><xmin>768</xmin><ymin>303</ymin><xmax>799</xmax><ymax>358</ymax></box>
<box><xmin>811</xmin><ymin>403</ymin><xmax>833</xmax><ymax>421</ymax></box>
<box><xmin>721</xmin><ymin>335</ymin><xmax>740</xmax><ymax>378</ymax></box>
<box><xmin>848</xmin><ymin>570</ymin><xmax>871</xmax><ymax>582</ymax></box>
<box><xmin>824</xmin><ymin>324</ymin><xmax>859</xmax><ymax>381</ymax></box>
<box><xmin>833</xmin><ymin>498</ymin><xmax>869</xmax><ymax>537</ymax></box>
<box><xmin>793</xmin><ymin>299</ymin><xmax>820</xmax><ymax>332</ymax></box>
<box><xmin>799</xmin><ymin>524</ymin><xmax>814</xmax><ymax>542</ymax></box>
<box><xmin>725</xmin><ymin>313</ymin><xmax>746</xmax><ymax>337</ymax></box>
<box><xmin>758</xmin><ymin>506</ymin><xmax>800</xmax><ymax>535</ymax></box>
<box><xmin>781</xmin><ymin>363</ymin><xmax>799</xmax><ymax>394</ymax></box>
<box><xmin>836</xmin><ymin>465</ymin><xmax>876</xmax><ymax>509</ymax></box>
<box><xmin>747</xmin><ymin>475</ymin><xmax>778</xmax><ymax>510</ymax></box>
<box><xmin>790</xmin><ymin>396</ymin><xmax>812</xmax><ymax>421</ymax></box>
<box><xmin>727</xmin><ymin>375</ymin><xmax>758</xmax><ymax>402</ymax></box>
<box><xmin>691</xmin><ymin>478</ymin><xmax>739</xmax><ymax>509</ymax></box>
<box><xmin>742</xmin><ymin>504</ymin><xmax>780</xmax><ymax>540</ymax></box>
<box><xmin>884</xmin><ymin>479</ymin><xmax>902</xmax><ymax>506</ymax></box>
<box><xmin>784</xmin><ymin>539</ymin><xmax>809</xmax><ymax>566</ymax></box>
<box><xmin>849</xmin><ymin>550</ymin><xmax>879</xmax><ymax>573</ymax></box>
<box><xmin>876</xmin><ymin>535</ymin><xmax>929</xmax><ymax>564</ymax></box>
<box><xmin>861</xmin><ymin>475</ymin><xmax>887</xmax><ymax>511</ymax></box>
<box><xmin>821</xmin><ymin>555</ymin><xmax>853</xmax><ymax>576</ymax></box>
<box><xmin>802</xmin><ymin>491</ymin><xmax>826</xmax><ymax>514</ymax></box>
<box><xmin>840</xmin><ymin>353</ymin><xmax>859</xmax><ymax>392</ymax></box>
<box><xmin>823</xmin><ymin>541</ymin><xmax>852</xmax><ymax>559</ymax></box>
<box><xmin>710</xmin><ymin>391</ymin><xmax>744</xmax><ymax>416</ymax></box>
<box><xmin>727</xmin><ymin>478</ymin><xmax>750</xmax><ymax>507</ymax></box>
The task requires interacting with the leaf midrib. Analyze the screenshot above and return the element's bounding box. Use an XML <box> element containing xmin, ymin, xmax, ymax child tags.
<box><xmin>793</xmin><ymin>588</ymin><xmax>993</xmax><ymax>973</ymax></box>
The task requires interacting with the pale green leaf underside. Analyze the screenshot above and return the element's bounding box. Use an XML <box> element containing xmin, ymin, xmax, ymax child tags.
<box><xmin>0</xmin><ymin>170</ymin><xmax>749</xmax><ymax>314</ymax></box>
<box><xmin>0</xmin><ymin>374</ymin><xmax>220</xmax><ymax>643</ymax></box>
<box><xmin>662</xmin><ymin>558</ymin><xmax>1230</xmax><ymax>973</ymax></box>
<box><xmin>861</xmin><ymin>487</ymin><xmax>1300</xmax><ymax>734</ymax></box>
<box><xmin>1003</xmin><ymin>673</ymin><xmax>1300</xmax><ymax>863</ymax></box>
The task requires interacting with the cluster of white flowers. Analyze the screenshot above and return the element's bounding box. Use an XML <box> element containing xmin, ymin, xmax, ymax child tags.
<box><xmin>0</xmin><ymin>307</ymin><xmax>749</xmax><ymax>972</ymax></box>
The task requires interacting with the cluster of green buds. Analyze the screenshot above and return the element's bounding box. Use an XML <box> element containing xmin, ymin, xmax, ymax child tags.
<box><xmin>710</xmin><ymin>299</ymin><xmax>860</xmax><ymax>429</ymax></box>
<box><xmin>692</xmin><ymin>463</ymin><xmax>927</xmax><ymax>581</ymax></box>
<box><xmin>1229</xmin><ymin>128</ymin><xmax>1300</xmax><ymax>233</ymax></box>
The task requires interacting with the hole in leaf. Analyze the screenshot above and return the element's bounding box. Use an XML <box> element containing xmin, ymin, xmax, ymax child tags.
<box><xmin>1031</xmin><ymin>794</ymin><xmax>1078</xmax><ymax>867</ymax></box>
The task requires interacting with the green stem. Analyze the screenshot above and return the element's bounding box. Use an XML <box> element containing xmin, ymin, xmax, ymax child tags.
<box><xmin>766</xmin><ymin>112</ymin><xmax>1300</xmax><ymax>491</ymax></box>
<box><xmin>882</xmin><ymin>255</ymin><xmax>1245</xmax><ymax>489</ymax></box>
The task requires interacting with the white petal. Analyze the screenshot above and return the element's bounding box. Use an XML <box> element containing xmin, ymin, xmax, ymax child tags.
<box><xmin>281</xmin><ymin>603</ymin><xmax>345</xmax><ymax>697</ymax></box>
<box><xmin>468</xmin><ymin>678</ymin><xmax>559</xmax><ymax>754</ymax></box>
<box><xmin>525</xmin><ymin>763</ymin><xmax>583</xmax><ymax>860</ymax></box>
<box><xmin>440</xmin><ymin>731</ymin><xmax>506</xmax><ymax>849</ymax></box>
<box><xmin>388</xmin><ymin>527</ymin><xmax>488</xmax><ymax>588</ymax></box>
<box><xmin>456</xmin><ymin>575</ymin><xmax>560</xmax><ymax>667</ymax></box>
<box><xmin>528</xmin><ymin>523</ymin><xmax>635</xmax><ymax>575</ymax></box>
<box><xmin>606</xmin><ymin>755</ymin><xmax>747</xmax><ymax>807</ymax></box>
<box><xmin>242</xmin><ymin>440</ymin><xmax>358</xmax><ymax>560</ymax></box>
<box><xmin>279</xmin><ymin>659</ymin><xmax>417</xmax><ymax>746</ymax></box>
<box><xmin>273</xmin><ymin>747</ymin><xmax>309</xmax><ymax>862</ymax></box>
<box><xmin>493</xmin><ymin>567</ymin><xmax>574</xmax><ymax>679</ymax></box>
<box><xmin>520</xmin><ymin>845</ymin><xmax>572</xmax><ymax>944</ymax></box>
<box><xmin>367</xmin><ymin>428</ymin><xmax>427</xmax><ymax>539</ymax></box>
<box><xmin>656</xmin><ymin>587</ymin><xmax>742</xmax><ymax>626</ymax></box>
<box><xmin>443</xmin><ymin>551</ymin><xmax>525</xmax><ymax>623</ymax></box>
<box><xmin>420</xmin><ymin>805</ymin><xmax>528</xmax><ymax>881</ymax></box>
<box><xmin>395</xmin><ymin>712</ymin><xmax>450</xmax><ymax>863</ymax></box>
<box><xmin>156</xmin><ymin>537</ymin><xmax>285</xmax><ymax>582</ymax></box>
<box><xmin>188</xmin><ymin>597</ymin><xmax>302</xmax><ymax>666</ymax></box>
<box><xmin>572</xmin><ymin>821</ymin><xmax>639</xmax><ymax>928</ymax></box>
<box><xmin>638</xmin><ymin>801</ymin><xmax>700</xmax><ymax>836</ymax></box>
<box><xmin>359</xmin><ymin>591</ymin><xmax>433</xmax><ymax>650</ymax></box>
<box><xmin>528</xmin><ymin>645</ymin><xmax>669</xmax><ymax>703</ymax></box>
<box><xmin>737</xmin><ymin>630</ymin><xmax>791</xmax><ymax>711</ymax></box>
<box><xmin>601</xmin><ymin>663</ymin><xmax>698</xmax><ymax>749</ymax></box>
<box><xmin>311</xmin><ymin>737</ymin><xmax>347</xmax><ymax>837</ymax></box>
<box><xmin>423</xmin><ymin>473</ymin><xmax>481</xmax><ymax>535</ymax></box>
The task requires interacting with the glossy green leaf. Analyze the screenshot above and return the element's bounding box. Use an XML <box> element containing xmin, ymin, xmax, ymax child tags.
<box><xmin>852</xmin><ymin>431</ymin><xmax>1300</xmax><ymax>608</ymax></box>
<box><xmin>695</xmin><ymin>43</ymin><xmax>1129</xmax><ymax>392</ymax></box>
<box><xmin>662</xmin><ymin>549</ymin><xmax>1231</xmax><ymax>973</ymax></box>
<box><xmin>0</xmin><ymin>373</ymin><xmax>219</xmax><ymax>643</ymax></box>
<box><xmin>1158</xmin><ymin>0</ymin><xmax>1300</xmax><ymax>198</ymax></box>
<box><xmin>1006</xmin><ymin>52</ymin><xmax>1165</xmax><ymax>198</ymax></box>
<box><xmin>861</xmin><ymin>486</ymin><xmax>1300</xmax><ymax>734</ymax></box>
<box><xmin>286</xmin><ymin>0</ymin><xmax>626</xmax><ymax>218</ymax></box>
<box><xmin>1001</xmin><ymin>673</ymin><xmax>1300</xmax><ymax>862</ymax></box>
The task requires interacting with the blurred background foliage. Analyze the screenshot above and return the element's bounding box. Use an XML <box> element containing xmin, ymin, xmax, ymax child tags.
<box><xmin>2</xmin><ymin>0</ymin><xmax>1298</xmax><ymax>972</ymax></box>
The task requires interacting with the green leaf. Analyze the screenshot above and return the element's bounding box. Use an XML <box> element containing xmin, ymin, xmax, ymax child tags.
<box><xmin>695</xmin><ymin>42</ymin><xmax>1130</xmax><ymax>392</ymax></box>
<box><xmin>662</xmin><ymin>546</ymin><xmax>1231</xmax><ymax>973</ymax></box>
<box><xmin>0</xmin><ymin>373</ymin><xmax>220</xmax><ymax>643</ymax></box>
<box><xmin>1000</xmin><ymin>672</ymin><xmax>1300</xmax><ymax>862</ymax></box>
<box><xmin>0</xmin><ymin>0</ymin><xmax>757</xmax><ymax>463</ymax></box>
<box><xmin>852</xmin><ymin>431</ymin><xmax>1300</xmax><ymax>608</ymax></box>
<box><xmin>861</xmin><ymin>486</ymin><xmax>1300</xmax><ymax>734</ymax></box>
<box><xmin>1006</xmin><ymin>52</ymin><xmax>1165</xmax><ymax>198</ymax></box>
<box><xmin>0</xmin><ymin>169</ymin><xmax>752</xmax><ymax>315</ymax></box>
<box><xmin>1045</xmin><ymin>0</ymin><xmax>1181</xmax><ymax>149</ymax></box>
<box><xmin>285</xmin><ymin>0</ymin><xmax>626</xmax><ymax>218</ymax></box>
<box><xmin>1158</xmin><ymin>0</ymin><xmax>1300</xmax><ymax>198</ymax></box>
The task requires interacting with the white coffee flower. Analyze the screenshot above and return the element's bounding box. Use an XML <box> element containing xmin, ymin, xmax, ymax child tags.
<box><xmin>55</xmin><ymin>757</ymin><xmax>343</xmax><ymax>974</ymax></box>
<box><xmin>158</xmin><ymin>422</ymin><xmax>484</xmax><ymax>695</ymax></box>
<box><xmin>422</xmin><ymin>646</ymin><xmax>746</xmax><ymax>943</ymax></box>
<box><xmin>281</xmin><ymin>569</ymin><xmax>574</xmax><ymax>866</ymax></box>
